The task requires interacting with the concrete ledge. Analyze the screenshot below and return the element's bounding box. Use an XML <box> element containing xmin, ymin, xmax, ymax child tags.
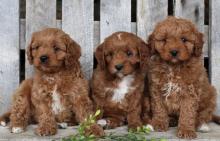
<box><xmin>0</xmin><ymin>123</ymin><xmax>220</xmax><ymax>141</ymax></box>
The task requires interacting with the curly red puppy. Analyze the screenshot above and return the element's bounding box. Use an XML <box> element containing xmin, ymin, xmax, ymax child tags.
<box><xmin>92</xmin><ymin>32</ymin><xmax>150</xmax><ymax>130</ymax></box>
<box><xmin>147</xmin><ymin>17</ymin><xmax>218</xmax><ymax>139</ymax></box>
<box><xmin>0</xmin><ymin>28</ymin><xmax>104</xmax><ymax>136</ymax></box>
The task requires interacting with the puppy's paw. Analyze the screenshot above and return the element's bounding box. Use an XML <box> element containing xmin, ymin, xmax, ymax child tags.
<box><xmin>11</xmin><ymin>127</ymin><xmax>24</xmax><ymax>133</ymax></box>
<box><xmin>35</xmin><ymin>125</ymin><xmax>57</xmax><ymax>136</ymax></box>
<box><xmin>197</xmin><ymin>123</ymin><xmax>210</xmax><ymax>133</ymax></box>
<box><xmin>85</xmin><ymin>124</ymin><xmax>105</xmax><ymax>137</ymax></box>
<box><xmin>58</xmin><ymin>122</ymin><xmax>68</xmax><ymax>129</ymax></box>
<box><xmin>128</xmin><ymin>121</ymin><xmax>142</xmax><ymax>131</ymax></box>
<box><xmin>0</xmin><ymin>121</ymin><xmax>6</xmax><ymax>127</ymax></box>
<box><xmin>105</xmin><ymin>118</ymin><xmax>123</xmax><ymax>129</ymax></box>
<box><xmin>151</xmin><ymin>120</ymin><xmax>168</xmax><ymax>132</ymax></box>
<box><xmin>177</xmin><ymin>129</ymin><xmax>197</xmax><ymax>139</ymax></box>
<box><xmin>145</xmin><ymin>124</ymin><xmax>154</xmax><ymax>132</ymax></box>
<box><xmin>97</xmin><ymin>119</ymin><xmax>107</xmax><ymax>127</ymax></box>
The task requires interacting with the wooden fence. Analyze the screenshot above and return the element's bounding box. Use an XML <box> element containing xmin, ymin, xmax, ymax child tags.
<box><xmin>0</xmin><ymin>0</ymin><xmax>220</xmax><ymax>115</ymax></box>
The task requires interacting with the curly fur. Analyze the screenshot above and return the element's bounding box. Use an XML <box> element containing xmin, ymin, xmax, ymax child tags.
<box><xmin>0</xmin><ymin>28</ymin><xmax>104</xmax><ymax>136</ymax></box>
<box><xmin>147</xmin><ymin>17</ymin><xmax>217</xmax><ymax>139</ymax></box>
<box><xmin>92</xmin><ymin>32</ymin><xmax>150</xmax><ymax>130</ymax></box>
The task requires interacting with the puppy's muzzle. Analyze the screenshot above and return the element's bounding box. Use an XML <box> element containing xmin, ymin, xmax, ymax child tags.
<box><xmin>170</xmin><ymin>50</ymin><xmax>178</xmax><ymax>57</ymax></box>
<box><xmin>40</xmin><ymin>55</ymin><xmax>49</xmax><ymax>63</ymax></box>
<box><xmin>115</xmin><ymin>64</ymin><xmax>123</xmax><ymax>71</ymax></box>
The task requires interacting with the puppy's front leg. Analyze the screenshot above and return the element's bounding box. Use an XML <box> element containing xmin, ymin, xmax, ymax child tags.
<box><xmin>35</xmin><ymin>104</ymin><xmax>57</xmax><ymax>136</ymax></box>
<box><xmin>73</xmin><ymin>93</ymin><xmax>104</xmax><ymax>137</ymax></box>
<box><xmin>127</xmin><ymin>93</ymin><xmax>142</xmax><ymax>130</ymax></box>
<box><xmin>177</xmin><ymin>97</ymin><xmax>198</xmax><ymax>139</ymax></box>
<box><xmin>150</xmin><ymin>86</ymin><xmax>169</xmax><ymax>131</ymax></box>
<box><xmin>10</xmin><ymin>79</ymin><xmax>32</xmax><ymax>133</ymax></box>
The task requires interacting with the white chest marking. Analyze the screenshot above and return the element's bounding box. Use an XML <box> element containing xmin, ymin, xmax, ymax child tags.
<box><xmin>111</xmin><ymin>75</ymin><xmax>135</xmax><ymax>103</ymax></box>
<box><xmin>162</xmin><ymin>82</ymin><xmax>181</xmax><ymax>100</ymax></box>
<box><xmin>51</xmin><ymin>85</ymin><xmax>64</xmax><ymax>115</ymax></box>
<box><xmin>162</xmin><ymin>67</ymin><xmax>181</xmax><ymax>100</ymax></box>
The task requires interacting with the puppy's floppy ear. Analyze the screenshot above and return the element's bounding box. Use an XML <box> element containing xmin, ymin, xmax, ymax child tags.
<box><xmin>26</xmin><ymin>35</ymin><xmax>34</xmax><ymax>65</ymax></box>
<box><xmin>194</xmin><ymin>31</ymin><xmax>204</xmax><ymax>57</ymax></box>
<box><xmin>95</xmin><ymin>43</ymin><xmax>105</xmax><ymax>70</ymax></box>
<box><xmin>138</xmin><ymin>41</ymin><xmax>150</xmax><ymax>71</ymax></box>
<box><xmin>148</xmin><ymin>33</ymin><xmax>156</xmax><ymax>56</ymax></box>
<box><xmin>63</xmin><ymin>34</ymin><xmax>81</xmax><ymax>68</ymax></box>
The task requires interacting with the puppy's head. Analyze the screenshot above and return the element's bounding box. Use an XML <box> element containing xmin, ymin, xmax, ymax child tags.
<box><xmin>95</xmin><ymin>32</ymin><xmax>149</xmax><ymax>78</ymax></box>
<box><xmin>148</xmin><ymin>16</ymin><xmax>203</xmax><ymax>64</ymax></box>
<box><xmin>27</xmin><ymin>28</ymin><xmax>81</xmax><ymax>73</ymax></box>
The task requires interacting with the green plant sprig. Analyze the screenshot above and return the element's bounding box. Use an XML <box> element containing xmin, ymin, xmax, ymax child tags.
<box><xmin>62</xmin><ymin>110</ymin><xmax>167</xmax><ymax>141</ymax></box>
<box><xmin>62</xmin><ymin>110</ymin><xmax>101</xmax><ymax>141</ymax></box>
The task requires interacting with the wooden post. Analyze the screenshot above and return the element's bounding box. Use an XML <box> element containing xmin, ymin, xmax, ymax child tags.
<box><xmin>62</xmin><ymin>0</ymin><xmax>94</xmax><ymax>79</ymax></box>
<box><xmin>210</xmin><ymin>0</ymin><xmax>220</xmax><ymax>114</ymax></box>
<box><xmin>0</xmin><ymin>0</ymin><xmax>20</xmax><ymax>114</ymax></box>
<box><xmin>25</xmin><ymin>0</ymin><xmax>56</xmax><ymax>77</ymax></box>
<box><xmin>100</xmin><ymin>0</ymin><xmax>131</xmax><ymax>42</ymax></box>
<box><xmin>137</xmin><ymin>0</ymin><xmax>168</xmax><ymax>41</ymax></box>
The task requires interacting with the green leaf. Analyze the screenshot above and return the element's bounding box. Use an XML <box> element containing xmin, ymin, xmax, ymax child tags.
<box><xmin>95</xmin><ymin>109</ymin><xmax>101</xmax><ymax>117</ymax></box>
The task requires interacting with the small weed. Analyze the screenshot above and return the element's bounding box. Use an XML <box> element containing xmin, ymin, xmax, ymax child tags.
<box><xmin>62</xmin><ymin>110</ymin><xmax>167</xmax><ymax>141</ymax></box>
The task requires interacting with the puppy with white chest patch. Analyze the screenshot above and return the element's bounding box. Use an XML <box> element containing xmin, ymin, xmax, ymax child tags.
<box><xmin>0</xmin><ymin>28</ymin><xmax>104</xmax><ymax>136</ymax></box>
<box><xmin>92</xmin><ymin>32</ymin><xmax>150</xmax><ymax>130</ymax></box>
<box><xmin>147</xmin><ymin>17</ymin><xmax>220</xmax><ymax>139</ymax></box>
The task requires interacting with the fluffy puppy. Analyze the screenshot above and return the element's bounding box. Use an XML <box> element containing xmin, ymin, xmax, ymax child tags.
<box><xmin>0</xmin><ymin>28</ymin><xmax>104</xmax><ymax>136</ymax></box>
<box><xmin>147</xmin><ymin>17</ymin><xmax>218</xmax><ymax>139</ymax></box>
<box><xmin>92</xmin><ymin>32</ymin><xmax>150</xmax><ymax>130</ymax></box>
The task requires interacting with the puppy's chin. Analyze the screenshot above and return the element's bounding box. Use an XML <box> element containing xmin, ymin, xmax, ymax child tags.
<box><xmin>116</xmin><ymin>72</ymin><xmax>124</xmax><ymax>78</ymax></box>
<box><xmin>170</xmin><ymin>58</ymin><xmax>179</xmax><ymax>64</ymax></box>
<box><xmin>35</xmin><ymin>65</ymin><xmax>62</xmax><ymax>73</ymax></box>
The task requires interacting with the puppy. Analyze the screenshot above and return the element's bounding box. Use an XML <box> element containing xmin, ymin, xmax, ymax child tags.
<box><xmin>92</xmin><ymin>32</ymin><xmax>150</xmax><ymax>130</ymax></box>
<box><xmin>0</xmin><ymin>28</ymin><xmax>104</xmax><ymax>136</ymax></box>
<box><xmin>147</xmin><ymin>16</ymin><xmax>219</xmax><ymax>139</ymax></box>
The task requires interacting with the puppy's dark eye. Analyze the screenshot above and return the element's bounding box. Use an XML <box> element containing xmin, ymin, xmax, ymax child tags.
<box><xmin>161</xmin><ymin>39</ymin><xmax>166</xmax><ymax>42</ymax></box>
<box><xmin>54</xmin><ymin>46</ymin><xmax>60</xmax><ymax>52</ymax></box>
<box><xmin>32</xmin><ymin>46</ymin><xmax>39</xmax><ymax>50</ymax></box>
<box><xmin>181</xmin><ymin>37</ymin><xmax>187</xmax><ymax>43</ymax></box>
<box><xmin>106</xmin><ymin>52</ymin><xmax>113</xmax><ymax>57</ymax></box>
<box><xmin>127</xmin><ymin>50</ymin><xmax>133</xmax><ymax>57</ymax></box>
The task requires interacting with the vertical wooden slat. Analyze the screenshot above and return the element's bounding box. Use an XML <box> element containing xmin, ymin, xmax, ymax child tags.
<box><xmin>137</xmin><ymin>0</ymin><xmax>168</xmax><ymax>40</ymax></box>
<box><xmin>0</xmin><ymin>0</ymin><xmax>19</xmax><ymax>114</ymax></box>
<box><xmin>26</xmin><ymin>0</ymin><xmax>56</xmax><ymax>77</ymax></box>
<box><xmin>210</xmin><ymin>0</ymin><xmax>220</xmax><ymax>114</ymax></box>
<box><xmin>62</xmin><ymin>0</ymin><xmax>94</xmax><ymax>79</ymax></box>
<box><xmin>100</xmin><ymin>0</ymin><xmax>131</xmax><ymax>42</ymax></box>
<box><xmin>174</xmin><ymin>0</ymin><xmax>206</xmax><ymax>57</ymax></box>
<box><xmin>174</xmin><ymin>0</ymin><xmax>204</xmax><ymax>32</ymax></box>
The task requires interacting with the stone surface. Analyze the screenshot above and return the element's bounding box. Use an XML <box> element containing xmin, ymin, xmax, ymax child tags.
<box><xmin>0</xmin><ymin>123</ymin><xmax>220</xmax><ymax>141</ymax></box>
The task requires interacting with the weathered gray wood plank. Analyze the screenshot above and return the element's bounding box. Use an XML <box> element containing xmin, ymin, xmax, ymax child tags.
<box><xmin>25</xmin><ymin>0</ymin><xmax>56</xmax><ymax>77</ymax></box>
<box><xmin>0</xmin><ymin>0</ymin><xmax>20</xmax><ymax>114</ymax></box>
<box><xmin>174</xmin><ymin>0</ymin><xmax>204</xmax><ymax>32</ymax></box>
<box><xmin>20</xmin><ymin>19</ymin><xmax>26</xmax><ymax>49</ymax></box>
<box><xmin>93</xmin><ymin>22</ymin><xmax>136</xmax><ymax>51</ymax></box>
<box><xmin>100</xmin><ymin>0</ymin><xmax>131</xmax><ymax>42</ymax></box>
<box><xmin>1</xmin><ymin>123</ymin><xmax>220</xmax><ymax>140</ymax></box>
<box><xmin>137</xmin><ymin>0</ymin><xmax>168</xmax><ymax>41</ymax></box>
<box><xmin>174</xmin><ymin>0</ymin><xmax>206</xmax><ymax>57</ymax></box>
<box><xmin>210</xmin><ymin>0</ymin><xmax>220</xmax><ymax>114</ymax></box>
<box><xmin>62</xmin><ymin>0</ymin><xmax>94</xmax><ymax>79</ymax></box>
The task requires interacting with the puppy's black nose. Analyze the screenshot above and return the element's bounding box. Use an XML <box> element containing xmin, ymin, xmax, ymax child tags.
<box><xmin>170</xmin><ymin>50</ymin><xmax>178</xmax><ymax>57</ymax></box>
<box><xmin>115</xmin><ymin>64</ymin><xmax>123</xmax><ymax>71</ymax></box>
<box><xmin>40</xmin><ymin>55</ymin><xmax>48</xmax><ymax>63</ymax></box>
